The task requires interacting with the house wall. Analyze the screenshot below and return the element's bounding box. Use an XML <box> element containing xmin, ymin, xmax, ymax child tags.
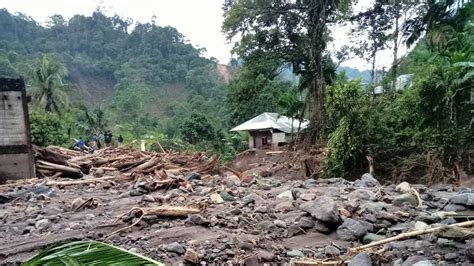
<box><xmin>0</xmin><ymin>78</ymin><xmax>35</xmax><ymax>183</ymax></box>
<box><xmin>249</xmin><ymin>130</ymin><xmax>272</xmax><ymax>149</ymax></box>
<box><xmin>272</xmin><ymin>132</ymin><xmax>286</xmax><ymax>148</ymax></box>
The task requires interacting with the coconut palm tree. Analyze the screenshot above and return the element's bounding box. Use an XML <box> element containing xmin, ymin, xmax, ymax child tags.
<box><xmin>28</xmin><ymin>54</ymin><xmax>69</xmax><ymax>113</ymax></box>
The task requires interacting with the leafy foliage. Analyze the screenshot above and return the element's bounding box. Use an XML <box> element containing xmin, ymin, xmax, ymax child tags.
<box><xmin>29</xmin><ymin>111</ymin><xmax>67</xmax><ymax>146</ymax></box>
<box><xmin>23</xmin><ymin>240</ymin><xmax>163</xmax><ymax>265</ymax></box>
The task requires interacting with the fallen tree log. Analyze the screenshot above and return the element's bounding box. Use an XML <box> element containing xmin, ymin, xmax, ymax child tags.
<box><xmin>108</xmin><ymin>206</ymin><xmax>201</xmax><ymax>238</ymax></box>
<box><xmin>129</xmin><ymin>156</ymin><xmax>161</xmax><ymax>172</ymax></box>
<box><xmin>46</xmin><ymin>175</ymin><xmax>132</xmax><ymax>187</ymax></box>
<box><xmin>37</xmin><ymin>160</ymin><xmax>82</xmax><ymax>178</ymax></box>
<box><xmin>349</xmin><ymin>220</ymin><xmax>474</xmax><ymax>253</ymax></box>
<box><xmin>33</xmin><ymin>145</ymin><xmax>70</xmax><ymax>165</ymax></box>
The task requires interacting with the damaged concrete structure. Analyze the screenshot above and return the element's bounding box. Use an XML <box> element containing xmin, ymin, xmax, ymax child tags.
<box><xmin>0</xmin><ymin>78</ymin><xmax>34</xmax><ymax>183</ymax></box>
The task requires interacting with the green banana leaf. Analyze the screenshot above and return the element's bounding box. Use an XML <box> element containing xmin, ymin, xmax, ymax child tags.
<box><xmin>22</xmin><ymin>240</ymin><xmax>164</xmax><ymax>266</ymax></box>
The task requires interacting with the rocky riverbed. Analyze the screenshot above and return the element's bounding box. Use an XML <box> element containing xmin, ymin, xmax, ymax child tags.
<box><xmin>0</xmin><ymin>171</ymin><xmax>473</xmax><ymax>265</ymax></box>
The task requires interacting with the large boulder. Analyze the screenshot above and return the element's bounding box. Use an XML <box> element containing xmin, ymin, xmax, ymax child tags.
<box><xmin>354</xmin><ymin>173</ymin><xmax>380</xmax><ymax>188</ymax></box>
<box><xmin>449</xmin><ymin>193</ymin><xmax>474</xmax><ymax>207</ymax></box>
<box><xmin>299</xmin><ymin>196</ymin><xmax>340</xmax><ymax>223</ymax></box>
<box><xmin>337</xmin><ymin>218</ymin><xmax>369</xmax><ymax>241</ymax></box>
<box><xmin>348</xmin><ymin>252</ymin><xmax>372</xmax><ymax>266</ymax></box>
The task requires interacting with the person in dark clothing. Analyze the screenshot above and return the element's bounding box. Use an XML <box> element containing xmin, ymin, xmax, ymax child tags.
<box><xmin>75</xmin><ymin>137</ymin><xmax>85</xmax><ymax>151</ymax></box>
<box><xmin>104</xmin><ymin>131</ymin><xmax>113</xmax><ymax>147</ymax></box>
<box><xmin>118</xmin><ymin>134</ymin><xmax>124</xmax><ymax>146</ymax></box>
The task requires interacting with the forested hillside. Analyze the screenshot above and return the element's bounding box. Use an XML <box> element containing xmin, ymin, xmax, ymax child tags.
<box><xmin>0</xmin><ymin>9</ymin><xmax>238</xmax><ymax>156</ymax></box>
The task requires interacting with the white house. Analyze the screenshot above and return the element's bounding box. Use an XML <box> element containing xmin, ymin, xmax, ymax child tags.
<box><xmin>230</xmin><ymin>112</ymin><xmax>309</xmax><ymax>149</ymax></box>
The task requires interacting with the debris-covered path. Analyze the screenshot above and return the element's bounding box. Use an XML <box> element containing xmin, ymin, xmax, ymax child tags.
<box><xmin>0</xmin><ymin>147</ymin><xmax>473</xmax><ymax>265</ymax></box>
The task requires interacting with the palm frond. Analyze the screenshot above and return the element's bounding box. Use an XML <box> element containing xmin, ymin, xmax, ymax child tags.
<box><xmin>23</xmin><ymin>240</ymin><xmax>163</xmax><ymax>266</ymax></box>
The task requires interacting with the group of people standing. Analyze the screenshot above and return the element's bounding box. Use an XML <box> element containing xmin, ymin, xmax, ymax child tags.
<box><xmin>75</xmin><ymin>131</ymin><xmax>124</xmax><ymax>153</ymax></box>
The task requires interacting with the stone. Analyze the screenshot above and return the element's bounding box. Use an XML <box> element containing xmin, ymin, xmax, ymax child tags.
<box><xmin>401</xmin><ymin>256</ymin><xmax>430</xmax><ymax>266</ymax></box>
<box><xmin>337</xmin><ymin>218</ymin><xmax>368</xmax><ymax>241</ymax></box>
<box><xmin>258</xmin><ymin>250</ymin><xmax>275</xmax><ymax>262</ymax></box>
<box><xmin>376</xmin><ymin>211</ymin><xmax>398</xmax><ymax>223</ymax></box>
<box><xmin>443</xmin><ymin>204</ymin><xmax>467</xmax><ymax>212</ymax></box>
<box><xmin>414</xmin><ymin>221</ymin><xmax>429</xmax><ymax>230</ymax></box>
<box><xmin>184</xmin><ymin>248</ymin><xmax>199</xmax><ymax>263</ymax></box>
<box><xmin>313</xmin><ymin>220</ymin><xmax>332</xmax><ymax>234</ymax></box>
<box><xmin>254</xmin><ymin>206</ymin><xmax>268</xmax><ymax>213</ymax></box>
<box><xmin>229</xmin><ymin>208</ymin><xmax>242</xmax><ymax>215</ymax></box>
<box><xmin>324</xmin><ymin>245</ymin><xmax>340</xmax><ymax>256</ymax></box>
<box><xmin>242</xmin><ymin>193</ymin><xmax>264</xmax><ymax>205</ymax></box>
<box><xmin>412</xmin><ymin>261</ymin><xmax>433</xmax><ymax>266</ymax></box>
<box><xmin>299</xmin><ymin>193</ymin><xmax>316</xmax><ymax>201</ymax></box>
<box><xmin>243</xmin><ymin>255</ymin><xmax>259</xmax><ymax>266</ymax></box>
<box><xmin>444</xmin><ymin>253</ymin><xmax>457</xmax><ymax>261</ymax></box>
<box><xmin>300</xmin><ymin>196</ymin><xmax>340</xmax><ymax>223</ymax></box>
<box><xmin>85</xmin><ymin>213</ymin><xmax>95</xmax><ymax>220</ymax></box>
<box><xmin>286</xmin><ymin>250</ymin><xmax>304</xmax><ymax>257</ymax></box>
<box><xmin>141</xmin><ymin>195</ymin><xmax>155</xmax><ymax>202</ymax></box>
<box><xmin>185</xmin><ymin>172</ymin><xmax>201</xmax><ymax>181</ymax></box>
<box><xmin>355</xmin><ymin>173</ymin><xmax>380</xmax><ymax>188</ymax></box>
<box><xmin>273</xmin><ymin>219</ymin><xmax>287</xmax><ymax>228</ymax></box>
<box><xmin>210</xmin><ymin>193</ymin><xmax>224</xmax><ymax>204</ymax></box>
<box><xmin>396</xmin><ymin>182</ymin><xmax>412</xmax><ymax>194</ymax></box>
<box><xmin>277</xmin><ymin>190</ymin><xmax>294</xmax><ymax>200</ymax></box>
<box><xmin>165</xmin><ymin>242</ymin><xmax>185</xmax><ymax>254</ymax></box>
<box><xmin>348</xmin><ymin>252</ymin><xmax>372</xmax><ymax>266</ymax></box>
<box><xmin>393</xmin><ymin>193</ymin><xmax>418</xmax><ymax>207</ymax></box>
<box><xmin>274</xmin><ymin>201</ymin><xmax>294</xmax><ymax>212</ymax></box>
<box><xmin>187</xmin><ymin>214</ymin><xmax>210</xmax><ymax>226</ymax></box>
<box><xmin>287</xmin><ymin>224</ymin><xmax>305</xmax><ymax>237</ymax></box>
<box><xmin>35</xmin><ymin>219</ymin><xmax>50</xmax><ymax>231</ymax></box>
<box><xmin>303</xmin><ymin>179</ymin><xmax>317</xmax><ymax>188</ymax></box>
<box><xmin>348</xmin><ymin>189</ymin><xmax>376</xmax><ymax>201</ymax></box>
<box><xmin>70</xmin><ymin>198</ymin><xmax>85</xmax><ymax>211</ymax></box>
<box><xmin>297</xmin><ymin>216</ymin><xmax>315</xmax><ymax>229</ymax></box>
<box><xmin>466</xmin><ymin>241</ymin><xmax>474</xmax><ymax>262</ymax></box>
<box><xmin>363</xmin><ymin>233</ymin><xmax>385</xmax><ymax>244</ymax></box>
<box><xmin>257</xmin><ymin>221</ymin><xmax>276</xmax><ymax>232</ymax></box>
<box><xmin>449</xmin><ymin>193</ymin><xmax>474</xmax><ymax>207</ymax></box>
<box><xmin>220</xmin><ymin>191</ymin><xmax>236</xmax><ymax>201</ymax></box>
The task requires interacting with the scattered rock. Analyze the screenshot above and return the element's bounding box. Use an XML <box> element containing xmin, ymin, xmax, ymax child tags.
<box><xmin>303</xmin><ymin>179</ymin><xmax>317</xmax><ymax>188</ymax></box>
<box><xmin>287</xmin><ymin>224</ymin><xmax>305</xmax><ymax>237</ymax></box>
<box><xmin>210</xmin><ymin>193</ymin><xmax>224</xmax><ymax>204</ymax></box>
<box><xmin>286</xmin><ymin>249</ymin><xmax>304</xmax><ymax>257</ymax></box>
<box><xmin>363</xmin><ymin>233</ymin><xmax>385</xmax><ymax>244</ymax></box>
<box><xmin>396</xmin><ymin>182</ymin><xmax>412</xmax><ymax>194</ymax></box>
<box><xmin>299</xmin><ymin>193</ymin><xmax>316</xmax><ymax>201</ymax></box>
<box><xmin>393</xmin><ymin>193</ymin><xmax>418</xmax><ymax>207</ymax></box>
<box><xmin>466</xmin><ymin>241</ymin><xmax>474</xmax><ymax>262</ymax></box>
<box><xmin>300</xmin><ymin>196</ymin><xmax>340</xmax><ymax>223</ymax></box>
<box><xmin>35</xmin><ymin>219</ymin><xmax>50</xmax><ymax>231</ymax></box>
<box><xmin>141</xmin><ymin>195</ymin><xmax>155</xmax><ymax>202</ymax></box>
<box><xmin>414</xmin><ymin>221</ymin><xmax>429</xmax><ymax>230</ymax></box>
<box><xmin>449</xmin><ymin>193</ymin><xmax>474</xmax><ymax>207</ymax></box>
<box><xmin>313</xmin><ymin>220</ymin><xmax>332</xmax><ymax>234</ymax></box>
<box><xmin>185</xmin><ymin>172</ymin><xmax>201</xmax><ymax>181</ymax></box>
<box><xmin>444</xmin><ymin>253</ymin><xmax>457</xmax><ymax>261</ymax></box>
<box><xmin>165</xmin><ymin>242</ymin><xmax>185</xmax><ymax>254</ymax></box>
<box><xmin>277</xmin><ymin>190</ymin><xmax>294</xmax><ymax>200</ymax></box>
<box><xmin>401</xmin><ymin>256</ymin><xmax>430</xmax><ymax>266</ymax></box>
<box><xmin>337</xmin><ymin>218</ymin><xmax>369</xmax><ymax>241</ymax></box>
<box><xmin>324</xmin><ymin>245</ymin><xmax>340</xmax><ymax>256</ymax></box>
<box><xmin>355</xmin><ymin>173</ymin><xmax>380</xmax><ymax>188</ymax></box>
<box><xmin>220</xmin><ymin>191</ymin><xmax>236</xmax><ymax>201</ymax></box>
<box><xmin>274</xmin><ymin>219</ymin><xmax>287</xmax><ymax>228</ymax></box>
<box><xmin>184</xmin><ymin>248</ymin><xmax>199</xmax><ymax>263</ymax></box>
<box><xmin>349</xmin><ymin>252</ymin><xmax>372</xmax><ymax>266</ymax></box>
<box><xmin>258</xmin><ymin>250</ymin><xmax>275</xmax><ymax>262</ymax></box>
<box><xmin>187</xmin><ymin>214</ymin><xmax>210</xmax><ymax>226</ymax></box>
<box><xmin>85</xmin><ymin>213</ymin><xmax>95</xmax><ymax>220</ymax></box>
<box><xmin>254</xmin><ymin>205</ymin><xmax>268</xmax><ymax>213</ymax></box>
<box><xmin>348</xmin><ymin>189</ymin><xmax>375</xmax><ymax>201</ymax></box>
<box><xmin>297</xmin><ymin>216</ymin><xmax>315</xmax><ymax>229</ymax></box>
<box><xmin>443</xmin><ymin>204</ymin><xmax>467</xmax><ymax>212</ymax></box>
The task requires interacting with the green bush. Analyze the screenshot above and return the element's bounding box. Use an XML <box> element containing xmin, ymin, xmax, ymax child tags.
<box><xmin>30</xmin><ymin>111</ymin><xmax>67</xmax><ymax>146</ymax></box>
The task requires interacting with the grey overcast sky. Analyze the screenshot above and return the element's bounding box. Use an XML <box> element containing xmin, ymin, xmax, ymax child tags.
<box><xmin>0</xmin><ymin>0</ymin><xmax>407</xmax><ymax>70</ymax></box>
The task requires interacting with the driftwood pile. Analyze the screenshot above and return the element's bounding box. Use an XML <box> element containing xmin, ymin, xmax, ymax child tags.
<box><xmin>33</xmin><ymin>145</ymin><xmax>219</xmax><ymax>179</ymax></box>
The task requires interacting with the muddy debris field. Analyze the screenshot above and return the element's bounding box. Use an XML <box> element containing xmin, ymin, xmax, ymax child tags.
<box><xmin>0</xmin><ymin>146</ymin><xmax>473</xmax><ymax>265</ymax></box>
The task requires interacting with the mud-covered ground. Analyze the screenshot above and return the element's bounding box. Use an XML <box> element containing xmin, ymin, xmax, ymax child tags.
<box><xmin>1</xmin><ymin>159</ymin><xmax>473</xmax><ymax>265</ymax></box>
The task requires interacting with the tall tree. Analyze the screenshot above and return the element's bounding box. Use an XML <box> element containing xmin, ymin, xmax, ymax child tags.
<box><xmin>27</xmin><ymin>54</ymin><xmax>68</xmax><ymax>113</ymax></box>
<box><xmin>223</xmin><ymin>0</ymin><xmax>351</xmax><ymax>142</ymax></box>
<box><xmin>351</xmin><ymin>2</ymin><xmax>391</xmax><ymax>86</ymax></box>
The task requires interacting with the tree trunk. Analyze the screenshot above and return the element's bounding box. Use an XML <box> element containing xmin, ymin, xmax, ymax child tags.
<box><xmin>391</xmin><ymin>1</ymin><xmax>400</xmax><ymax>92</ymax></box>
<box><xmin>306</xmin><ymin>0</ymin><xmax>328</xmax><ymax>145</ymax></box>
<box><xmin>45</xmin><ymin>88</ymin><xmax>53</xmax><ymax>112</ymax></box>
